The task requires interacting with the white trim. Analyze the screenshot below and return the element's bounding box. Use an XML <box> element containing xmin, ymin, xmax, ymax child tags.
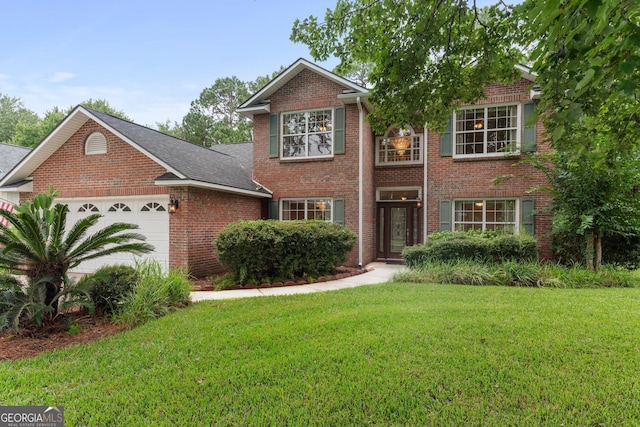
<box><xmin>375</xmin><ymin>125</ymin><xmax>423</xmax><ymax>166</ymax></box>
<box><xmin>357</xmin><ymin>96</ymin><xmax>364</xmax><ymax>267</ymax></box>
<box><xmin>238</xmin><ymin>58</ymin><xmax>368</xmax><ymax>117</ymax></box>
<box><xmin>155</xmin><ymin>178</ymin><xmax>272</xmax><ymax>198</ymax></box>
<box><xmin>451</xmin><ymin>198</ymin><xmax>520</xmax><ymax>233</ymax></box>
<box><xmin>423</xmin><ymin>126</ymin><xmax>428</xmax><ymax>244</ymax></box>
<box><xmin>376</xmin><ymin>186</ymin><xmax>422</xmax><ymax>202</ymax></box>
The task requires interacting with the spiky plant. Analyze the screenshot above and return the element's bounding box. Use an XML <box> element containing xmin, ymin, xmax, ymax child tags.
<box><xmin>0</xmin><ymin>187</ymin><xmax>154</xmax><ymax>323</ymax></box>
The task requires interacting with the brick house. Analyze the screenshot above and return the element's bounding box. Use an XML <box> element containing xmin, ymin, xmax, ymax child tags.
<box><xmin>0</xmin><ymin>58</ymin><xmax>551</xmax><ymax>277</ymax></box>
<box><xmin>239</xmin><ymin>59</ymin><xmax>552</xmax><ymax>266</ymax></box>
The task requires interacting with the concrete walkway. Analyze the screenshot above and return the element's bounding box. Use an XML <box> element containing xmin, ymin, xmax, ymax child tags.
<box><xmin>190</xmin><ymin>262</ymin><xmax>405</xmax><ymax>302</ymax></box>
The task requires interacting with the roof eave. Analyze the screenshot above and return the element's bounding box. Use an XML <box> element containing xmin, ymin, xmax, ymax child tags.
<box><xmin>155</xmin><ymin>178</ymin><xmax>272</xmax><ymax>199</ymax></box>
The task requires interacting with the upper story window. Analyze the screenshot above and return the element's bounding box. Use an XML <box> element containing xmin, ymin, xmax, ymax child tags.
<box><xmin>454</xmin><ymin>104</ymin><xmax>520</xmax><ymax>158</ymax></box>
<box><xmin>376</xmin><ymin>126</ymin><xmax>422</xmax><ymax>165</ymax></box>
<box><xmin>282</xmin><ymin>109</ymin><xmax>333</xmax><ymax>159</ymax></box>
<box><xmin>85</xmin><ymin>132</ymin><xmax>107</xmax><ymax>155</ymax></box>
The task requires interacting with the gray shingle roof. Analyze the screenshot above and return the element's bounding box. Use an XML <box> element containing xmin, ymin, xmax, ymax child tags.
<box><xmin>0</xmin><ymin>143</ymin><xmax>30</xmax><ymax>181</ymax></box>
<box><xmin>85</xmin><ymin>107</ymin><xmax>268</xmax><ymax>196</ymax></box>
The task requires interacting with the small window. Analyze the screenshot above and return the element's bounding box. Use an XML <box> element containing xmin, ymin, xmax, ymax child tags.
<box><xmin>141</xmin><ymin>202</ymin><xmax>166</xmax><ymax>212</ymax></box>
<box><xmin>85</xmin><ymin>132</ymin><xmax>107</xmax><ymax>155</ymax></box>
<box><xmin>78</xmin><ymin>203</ymin><xmax>99</xmax><ymax>213</ymax></box>
<box><xmin>108</xmin><ymin>203</ymin><xmax>132</xmax><ymax>212</ymax></box>
<box><xmin>376</xmin><ymin>126</ymin><xmax>422</xmax><ymax>165</ymax></box>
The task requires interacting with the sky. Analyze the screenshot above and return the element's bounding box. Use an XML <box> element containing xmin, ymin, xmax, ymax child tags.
<box><xmin>0</xmin><ymin>0</ymin><xmax>342</xmax><ymax>127</ymax></box>
<box><xmin>1</xmin><ymin>0</ymin><xmax>499</xmax><ymax>128</ymax></box>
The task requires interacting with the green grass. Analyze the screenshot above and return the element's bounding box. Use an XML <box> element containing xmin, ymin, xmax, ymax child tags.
<box><xmin>1</xmin><ymin>283</ymin><xmax>640</xmax><ymax>425</ymax></box>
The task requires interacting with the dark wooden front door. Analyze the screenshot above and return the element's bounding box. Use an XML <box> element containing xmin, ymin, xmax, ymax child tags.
<box><xmin>377</xmin><ymin>203</ymin><xmax>419</xmax><ymax>259</ymax></box>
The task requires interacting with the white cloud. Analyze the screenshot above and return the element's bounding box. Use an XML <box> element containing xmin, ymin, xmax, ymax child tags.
<box><xmin>49</xmin><ymin>72</ymin><xmax>77</xmax><ymax>83</ymax></box>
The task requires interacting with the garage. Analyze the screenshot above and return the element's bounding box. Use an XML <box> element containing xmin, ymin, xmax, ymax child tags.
<box><xmin>59</xmin><ymin>195</ymin><xmax>169</xmax><ymax>274</ymax></box>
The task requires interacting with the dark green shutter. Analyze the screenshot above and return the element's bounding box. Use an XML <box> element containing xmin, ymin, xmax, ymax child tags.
<box><xmin>269</xmin><ymin>113</ymin><xmax>279</xmax><ymax>158</ymax></box>
<box><xmin>439</xmin><ymin>200</ymin><xmax>452</xmax><ymax>231</ymax></box>
<box><xmin>333</xmin><ymin>199</ymin><xmax>345</xmax><ymax>225</ymax></box>
<box><xmin>268</xmin><ymin>199</ymin><xmax>279</xmax><ymax>220</ymax></box>
<box><xmin>334</xmin><ymin>107</ymin><xmax>345</xmax><ymax>154</ymax></box>
<box><xmin>521</xmin><ymin>199</ymin><xmax>535</xmax><ymax>235</ymax></box>
<box><xmin>522</xmin><ymin>102</ymin><xmax>537</xmax><ymax>153</ymax></box>
<box><xmin>440</xmin><ymin>116</ymin><xmax>453</xmax><ymax>157</ymax></box>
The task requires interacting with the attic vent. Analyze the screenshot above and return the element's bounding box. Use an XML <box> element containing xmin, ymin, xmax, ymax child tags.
<box><xmin>85</xmin><ymin>132</ymin><xmax>107</xmax><ymax>155</ymax></box>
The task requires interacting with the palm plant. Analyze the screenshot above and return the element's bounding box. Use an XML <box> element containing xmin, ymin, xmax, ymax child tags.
<box><xmin>0</xmin><ymin>187</ymin><xmax>154</xmax><ymax>323</ymax></box>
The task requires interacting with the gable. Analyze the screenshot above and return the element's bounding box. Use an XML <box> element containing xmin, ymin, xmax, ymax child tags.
<box><xmin>28</xmin><ymin>120</ymin><xmax>167</xmax><ymax>198</ymax></box>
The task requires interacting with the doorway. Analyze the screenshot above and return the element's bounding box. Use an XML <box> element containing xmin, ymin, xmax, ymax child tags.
<box><xmin>377</xmin><ymin>203</ymin><xmax>420</xmax><ymax>260</ymax></box>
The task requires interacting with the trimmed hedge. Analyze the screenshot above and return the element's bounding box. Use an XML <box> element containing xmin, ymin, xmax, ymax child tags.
<box><xmin>216</xmin><ymin>220</ymin><xmax>357</xmax><ymax>283</ymax></box>
<box><xmin>402</xmin><ymin>231</ymin><xmax>539</xmax><ymax>268</ymax></box>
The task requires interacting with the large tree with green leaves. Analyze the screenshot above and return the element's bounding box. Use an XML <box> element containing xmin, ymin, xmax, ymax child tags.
<box><xmin>0</xmin><ymin>188</ymin><xmax>153</xmax><ymax>321</ymax></box>
<box><xmin>182</xmin><ymin>76</ymin><xmax>253</xmax><ymax>146</ymax></box>
<box><xmin>10</xmin><ymin>99</ymin><xmax>131</xmax><ymax>148</ymax></box>
<box><xmin>0</xmin><ymin>94</ymin><xmax>39</xmax><ymax>144</ymax></box>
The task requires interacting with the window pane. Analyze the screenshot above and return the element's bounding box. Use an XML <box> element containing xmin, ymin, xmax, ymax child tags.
<box><xmin>283</xmin><ymin>135</ymin><xmax>305</xmax><ymax>157</ymax></box>
<box><xmin>308</xmin><ymin>133</ymin><xmax>332</xmax><ymax>156</ymax></box>
<box><xmin>282</xmin><ymin>110</ymin><xmax>333</xmax><ymax>158</ymax></box>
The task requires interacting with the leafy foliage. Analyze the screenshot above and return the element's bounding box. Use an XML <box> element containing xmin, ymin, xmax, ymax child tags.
<box><xmin>78</xmin><ymin>265</ymin><xmax>139</xmax><ymax>315</ymax></box>
<box><xmin>402</xmin><ymin>231</ymin><xmax>538</xmax><ymax>268</ymax></box>
<box><xmin>114</xmin><ymin>259</ymin><xmax>191</xmax><ymax>328</ymax></box>
<box><xmin>216</xmin><ymin>220</ymin><xmax>357</xmax><ymax>284</ymax></box>
<box><xmin>291</xmin><ymin>0</ymin><xmax>522</xmax><ymax>132</ymax></box>
<box><xmin>0</xmin><ymin>93</ymin><xmax>38</xmax><ymax>143</ymax></box>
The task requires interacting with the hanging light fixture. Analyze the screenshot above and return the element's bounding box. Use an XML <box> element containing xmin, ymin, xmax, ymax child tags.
<box><xmin>391</xmin><ymin>137</ymin><xmax>411</xmax><ymax>156</ymax></box>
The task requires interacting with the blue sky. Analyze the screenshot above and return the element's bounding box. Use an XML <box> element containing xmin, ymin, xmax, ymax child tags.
<box><xmin>0</xmin><ymin>0</ymin><xmax>498</xmax><ymax>127</ymax></box>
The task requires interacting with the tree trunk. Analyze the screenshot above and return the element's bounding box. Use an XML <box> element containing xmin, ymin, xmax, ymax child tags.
<box><xmin>585</xmin><ymin>232</ymin><xmax>594</xmax><ymax>270</ymax></box>
<box><xmin>595</xmin><ymin>231</ymin><xmax>603</xmax><ymax>270</ymax></box>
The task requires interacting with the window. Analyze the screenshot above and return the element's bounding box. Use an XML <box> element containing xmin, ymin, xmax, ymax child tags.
<box><xmin>141</xmin><ymin>202</ymin><xmax>166</xmax><ymax>212</ymax></box>
<box><xmin>281</xmin><ymin>198</ymin><xmax>332</xmax><ymax>221</ymax></box>
<box><xmin>85</xmin><ymin>132</ymin><xmax>107</xmax><ymax>155</ymax></box>
<box><xmin>282</xmin><ymin>109</ymin><xmax>333</xmax><ymax>158</ymax></box>
<box><xmin>78</xmin><ymin>203</ymin><xmax>99</xmax><ymax>213</ymax></box>
<box><xmin>376</xmin><ymin>126</ymin><xmax>422</xmax><ymax>165</ymax></box>
<box><xmin>108</xmin><ymin>203</ymin><xmax>132</xmax><ymax>212</ymax></box>
<box><xmin>454</xmin><ymin>199</ymin><xmax>517</xmax><ymax>232</ymax></box>
<box><xmin>454</xmin><ymin>104</ymin><xmax>519</xmax><ymax>157</ymax></box>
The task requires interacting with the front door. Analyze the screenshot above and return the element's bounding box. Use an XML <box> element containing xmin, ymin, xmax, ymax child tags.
<box><xmin>377</xmin><ymin>203</ymin><xmax>420</xmax><ymax>259</ymax></box>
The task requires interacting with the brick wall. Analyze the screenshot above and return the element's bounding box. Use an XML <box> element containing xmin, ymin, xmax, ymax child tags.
<box><xmin>169</xmin><ymin>187</ymin><xmax>262</xmax><ymax>277</ymax></box>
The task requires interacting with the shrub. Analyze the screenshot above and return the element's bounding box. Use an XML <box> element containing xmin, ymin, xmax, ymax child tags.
<box><xmin>402</xmin><ymin>231</ymin><xmax>538</xmax><ymax>267</ymax></box>
<box><xmin>78</xmin><ymin>265</ymin><xmax>138</xmax><ymax>315</ymax></box>
<box><xmin>216</xmin><ymin>220</ymin><xmax>357</xmax><ymax>283</ymax></box>
<box><xmin>115</xmin><ymin>259</ymin><xmax>191</xmax><ymax>328</ymax></box>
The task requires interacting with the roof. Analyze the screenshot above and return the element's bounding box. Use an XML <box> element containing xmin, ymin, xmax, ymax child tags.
<box><xmin>237</xmin><ymin>58</ymin><xmax>370</xmax><ymax>118</ymax></box>
<box><xmin>0</xmin><ymin>143</ymin><xmax>30</xmax><ymax>181</ymax></box>
<box><xmin>0</xmin><ymin>106</ymin><xmax>270</xmax><ymax>198</ymax></box>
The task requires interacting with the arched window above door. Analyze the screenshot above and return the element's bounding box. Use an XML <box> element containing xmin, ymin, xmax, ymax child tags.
<box><xmin>375</xmin><ymin>126</ymin><xmax>422</xmax><ymax>165</ymax></box>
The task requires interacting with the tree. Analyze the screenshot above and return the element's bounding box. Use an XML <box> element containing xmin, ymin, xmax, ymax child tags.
<box><xmin>155</xmin><ymin>119</ymin><xmax>186</xmax><ymax>139</ymax></box>
<box><xmin>291</xmin><ymin>0</ymin><xmax>522</xmax><ymax>132</ymax></box>
<box><xmin>0</xmin><ymin>187</ymin><xmax>153</xmax><ymax>320</ymax></box>
<box><xmin>0</xmin><ymin>94</ymin><xmax>38</xmax><ymax>143</ymax></box>
<box><xmin>182</xmin><ymin>76</ymin><xmax>253</xmax><ymax>146</ymax></box>
<box><xmin>10</xmin><ymin>99</ymin><xmax>131</xmax><ymax>148</ymax></box>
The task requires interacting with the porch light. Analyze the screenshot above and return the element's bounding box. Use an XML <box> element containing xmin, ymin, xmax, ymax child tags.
<box><xmin>417</xmin><ymin>195</ymin><xmax>422</xmax><ymax>208</ymax></box>
<box><xmin>168</xmin><ymin>194</ymin><xmax>179</xmax><ymax>214</ymax></box>
<box><xmin>391</xmin><ymin>137</ymin><xmax>411</xmax><ymax>156</ymax></box>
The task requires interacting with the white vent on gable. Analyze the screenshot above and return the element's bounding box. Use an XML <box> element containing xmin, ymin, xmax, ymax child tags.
<box><xmin>85</xmin><ymin>132</ymin><xmax>107</xmax><ymax>155</ymax></box>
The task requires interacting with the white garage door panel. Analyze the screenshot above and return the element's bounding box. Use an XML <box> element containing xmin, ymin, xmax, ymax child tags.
<box><xmin>58</xmin><ymin>196</ymin><xmax>169</xmax><ymax>274</ymax></box>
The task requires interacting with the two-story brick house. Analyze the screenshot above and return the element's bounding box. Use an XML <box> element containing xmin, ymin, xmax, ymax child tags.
<box><xmin>0</xmin><ymin>58</ymin><xmax>551</xmax><ymax>277</ymax></box>
<box><xmin>239</xmin><ymin>59</ymin><xmax>552</xmax><ymax>267</ymax></box>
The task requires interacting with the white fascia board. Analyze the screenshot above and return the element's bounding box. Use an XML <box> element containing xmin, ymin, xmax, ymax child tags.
<box><xmin>0</xmin><ymin>180</ymin><xmax>33</xmax><ymax>193</ymax></box>
<box><xmin>515</xmin><ymin>64</ymin><xmax>537</xmax><ymax>82</ymax></box>
<box><xmin>237</xmin><ymin>103</ymin><xmax>270</xmax><ymax>119</ymax></box>
<box><xmin>155</xmin><ymin>179</ymin><xmax>273</xmax><ymax>199</ymax></box>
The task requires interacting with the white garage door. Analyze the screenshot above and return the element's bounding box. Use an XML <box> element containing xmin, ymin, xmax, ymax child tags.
<box><xmin>58</xmin><ymin>196</ymin><xmax>169</xmax><ymax>274</ymax></box>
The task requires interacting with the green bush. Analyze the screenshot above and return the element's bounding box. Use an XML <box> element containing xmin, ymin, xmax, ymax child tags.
<box><xmin>115</xmin><ymin>259</ymin><xmax>191</xmax><ymax>328</ymax></box>
<box><xmin>402</xmin><ymin>231</ymin><xmax>538</xmax><ymax>267</ymax></box>
<box><xmin>78</xmin><ymin>265</ymin><xmax>138</xmax><ymax>315</ymax></box>
<box><xmin>216</xmin><ymin>220</ymin><xmax>357</xmax><ymax>283</ymax></box>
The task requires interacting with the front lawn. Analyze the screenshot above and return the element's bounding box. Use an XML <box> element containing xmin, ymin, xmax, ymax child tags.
<box><xmin>1</xmin><ymin>283</ymin><xmax>639</xmax><ymax>425</ymax></box>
